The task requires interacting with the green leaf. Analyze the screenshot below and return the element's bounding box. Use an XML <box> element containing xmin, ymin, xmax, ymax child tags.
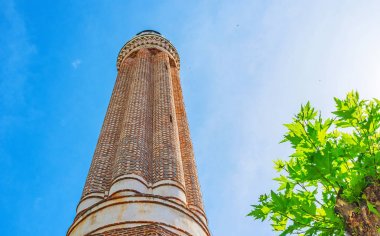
<box><xmin>274</xmin><ymin>159</ymin><xmax>286</xmax><ymax>172</ymax></box>
<box><xmin>367</xmin><ymin>201</ymin><xmax>380</xmax><ymax>217</ymax></box>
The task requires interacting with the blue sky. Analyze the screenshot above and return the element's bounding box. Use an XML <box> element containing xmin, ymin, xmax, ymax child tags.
<box><xmin>1</xmin><ymin>0</ymin><xmax>380</xmax><ymax>235</ymax></box>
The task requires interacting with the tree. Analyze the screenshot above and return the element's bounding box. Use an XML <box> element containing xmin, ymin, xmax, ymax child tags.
<box><xmin>248</xmin><ymin>91</ymin><xmax>380</xmax><ymax>235</ymax></box>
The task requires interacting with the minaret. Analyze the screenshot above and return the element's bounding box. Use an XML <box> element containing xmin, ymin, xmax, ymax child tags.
<box><xmin>67</xmin><ymin>30</ymin><xmax>210</xmax><ymax>236</ymax></box>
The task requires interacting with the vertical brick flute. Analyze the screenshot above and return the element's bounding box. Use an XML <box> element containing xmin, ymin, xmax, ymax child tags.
<box><xmin>67</xmin><ymin>30</ymin><xmax>210</xmax><ymax>236</ymax></box>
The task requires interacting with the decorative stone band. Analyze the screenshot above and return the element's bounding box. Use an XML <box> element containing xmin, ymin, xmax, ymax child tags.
<box><xmin>189</xmin><ymin>205</ymin><xmax>208</xmax><ymax>225</ymax></box>
<box><xmin>109</xmin><ymin>174</ymin><xmax>187</xmax><ymax>204</ymax></box>
<box><xmin>117</xmin><ymin>33</ymin><xmax>180</xmax><ymax>71</ymax></box>
<box><xmin>76</xmin><ymin>193</ymin><xmax>104</xmax><ymax>214</ymax></box>
<box><xmin>76</xmin><ymin>174</ymin><xmax>189</xmax><ymax>215</ymax></box>
<box><xmin>67</xmin><ymin>196</ymin><xmax>210</xmax><ymax>236</ymax></box>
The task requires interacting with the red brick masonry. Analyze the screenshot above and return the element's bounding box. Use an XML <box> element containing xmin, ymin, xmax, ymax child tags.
<box><xmin>68</xmin><ymin>31</ymin><xmax>209</xmax><ymax>236</ymax></box>
<box><xmin>91</xmin><ymin>224</ymin><xmax>178</xmax><ymax>236</ymax></box>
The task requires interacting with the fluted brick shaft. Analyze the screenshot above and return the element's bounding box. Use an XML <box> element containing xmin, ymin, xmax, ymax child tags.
<box><xmin>112</xmin><ymin>49</ymin><xmax>153</xmax><ymax>182</ymax></box>
<box><xmin>69</xmin><ymin>31</ymin><xmax>210</xmax><ymax>236</ymax></box>
<box><xmin>81</xmin><ymin>58</ymin><xmax>135</xmax><ymax>198</ymax></box>
<box><xmin>171</xmin><ymin>67</ymin><xmax>205</xmax><ymax>215</ymax></box>
<box><xmin>152</xmin><ymin>52</ymin><xmax>185</xmax><ymax>186</ymax></box>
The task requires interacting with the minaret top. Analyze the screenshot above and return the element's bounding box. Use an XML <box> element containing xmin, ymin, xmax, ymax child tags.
<box><xmin>136</xmin><ymin>29</ymin><xmax>161</xmax><ymax>36</ymax></box>
<box><xmin>117</xmin><ymin>30</ymin><xmax>180</xmax><ymax>71</ymax></box>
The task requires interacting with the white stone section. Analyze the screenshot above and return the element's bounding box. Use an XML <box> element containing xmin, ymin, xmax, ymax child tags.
<box><xmin>77</xmin><ymin>175</ymin><xmax>189</xmax><ymax>216</ymax></box>
<box><xmin>152</xmin><ymin>180</ymin><xmax>187</xmax><ymax>203</ymax></box>
<box><xmin>108</xmin><ymin>174</ymin><xmax>187</xmax><ymax>203</ymax></box>
<box><xmin>109</xmin><ymin>174</ymin><xmax>148</xmax><ymax>196</ymax></box>
<box><xmin>189</xmin><ymin>205</ymin><xmax>208</xmax><ymax>225</ymax></box>
<box><xmin>68</xmin><ymin>196</ymin><xmax>209</xmax><ymax>236</ymax></box>
<box><xmin>76</xmin><ymin>193</ymin><xmax>104</xmax><ymax>213</ymax></box>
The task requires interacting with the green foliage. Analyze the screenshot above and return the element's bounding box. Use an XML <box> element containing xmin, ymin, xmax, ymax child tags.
<box><xmin>248</xmin><ymin>91</ymin><xmax>380</xmax><ymax>235</ymax></box>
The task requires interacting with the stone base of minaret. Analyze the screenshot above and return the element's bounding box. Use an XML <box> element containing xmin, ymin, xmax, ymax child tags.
<box><xmin>68</xmin><ymin>174</ymin><xmax>208</xmax><ymax>236</ymax></box>
<box><xmin>68</xmin><ymin>195</ymin><xmax>208</xmax><ymax>236</ymax></box>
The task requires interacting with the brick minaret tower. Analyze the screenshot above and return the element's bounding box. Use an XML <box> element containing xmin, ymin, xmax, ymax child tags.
<box><xmin>67</xmin><ymin>30</ymin><xmax>210</xmax><ymax>236</ymax></box>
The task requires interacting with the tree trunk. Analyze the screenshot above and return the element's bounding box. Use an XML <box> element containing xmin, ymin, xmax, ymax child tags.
<box><xmin>335</xmin><ymin>183</ymin><xmax>380</xmax><ymax>236</ymax></box>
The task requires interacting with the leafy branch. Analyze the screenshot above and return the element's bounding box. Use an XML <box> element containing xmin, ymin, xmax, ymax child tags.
<box><xmin>249</xmin><ymin>91</ymin><xmax>380</xmax><ymax>235</ymax></box>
